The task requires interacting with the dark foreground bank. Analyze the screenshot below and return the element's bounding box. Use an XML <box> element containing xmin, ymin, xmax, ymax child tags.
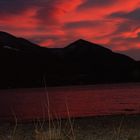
<box><xmin>0</xmin><ymin>114</ymin><xmax>140</xmax><ymax>140</ymax></box>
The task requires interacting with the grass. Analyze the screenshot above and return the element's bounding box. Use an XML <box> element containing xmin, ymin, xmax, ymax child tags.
<box><xmin>0</xmin><ymin>78</ymin><xmax>77</xmax><ymax>140</ymax></box>
<box><xmin>0</xmin><ymin>102</ymin><xmax>76</xmax><ymax>140</ymax></box>
<box><xmin>11</xmin><ymin>84</ymin><xmax>76</xmax><ymax>140</ymax></box>
<box><xmin>1</xmin><ymin>115</ymin><xmax>140</xmax><ymax>140</ymax></box>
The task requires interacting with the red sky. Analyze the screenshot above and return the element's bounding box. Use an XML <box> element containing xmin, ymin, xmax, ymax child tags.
<box><xmin>0</xmin><ymin>0</ymin><xmax>140</xmax><ymax>59</ymax></box>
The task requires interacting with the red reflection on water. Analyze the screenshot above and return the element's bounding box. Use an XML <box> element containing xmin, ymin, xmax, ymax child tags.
<box><xmin>0</xmin><ymin>84</ymin><xmax>140</xmax><ymax>121</ymax></box>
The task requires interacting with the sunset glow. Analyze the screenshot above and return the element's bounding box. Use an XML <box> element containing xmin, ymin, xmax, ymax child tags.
<box><xmin>0</xmin><ymin>0</ymin><xmax>140</xmax><ymax>58</ymax></box>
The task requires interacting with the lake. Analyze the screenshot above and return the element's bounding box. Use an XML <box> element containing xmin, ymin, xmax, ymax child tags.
<box><xmin>0</xmin><ymin>83</ymin><xmax>140</xmax><ymax>121</ymax></box>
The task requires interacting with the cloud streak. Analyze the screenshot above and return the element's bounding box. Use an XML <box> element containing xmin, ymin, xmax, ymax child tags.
<box><xmin>0</xmin><ymin>0</ymin><xmax>140</xmax><ymax>59</ymax></box>
<box><xmin>109</xmin><ymin>8</ymin><xmax>140</xmax><ymax>20</ymax></box>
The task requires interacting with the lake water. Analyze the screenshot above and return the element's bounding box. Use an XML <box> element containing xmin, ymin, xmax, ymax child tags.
<box><xmin>0</xmin><ymin>83</ymin><xmax>140</xmax><ymax>121</ymax></box>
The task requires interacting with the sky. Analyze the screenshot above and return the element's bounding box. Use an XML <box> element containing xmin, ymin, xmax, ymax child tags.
<box><xmin>0</xmin><ymin>0</ymin><xmax>140</xmax><ymax>60</ymax></box>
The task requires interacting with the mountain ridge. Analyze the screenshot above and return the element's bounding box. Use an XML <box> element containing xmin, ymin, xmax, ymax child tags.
<box><xmin>0</xmin><ymin>31</ymin><xmax>139</xmax><ymax>89</ymax></box>
<box><xmin>0</xmin><ymin>31</ymin><xmax>136</xmax><ymax>61</ymax></box>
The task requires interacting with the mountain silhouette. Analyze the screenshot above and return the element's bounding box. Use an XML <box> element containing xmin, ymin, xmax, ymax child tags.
<box><xmin>0</xmin><ymin>31</ymin><xmax>139</xmax><ymax>89</ymax></box>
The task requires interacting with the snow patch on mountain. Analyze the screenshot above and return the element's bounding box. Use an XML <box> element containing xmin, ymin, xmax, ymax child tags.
<box><xmin>3</xmin><ymin>46</ymin><xmax>19</xmax><ymax>51</ymax></box>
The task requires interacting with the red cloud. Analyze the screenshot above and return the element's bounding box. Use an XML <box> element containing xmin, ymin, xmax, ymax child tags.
<box><xmin>0</xmin><ymin>0</ymin><xmax>140</xmax><ymax>59</ymax></box>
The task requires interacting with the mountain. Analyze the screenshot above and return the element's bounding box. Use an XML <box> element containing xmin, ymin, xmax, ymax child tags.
<box><xmin>0</xmin><ymin>31</ymin><xmax>45</xmax><ymax>52</ymax></box>
<box><xmin>0</xmin><ymin>31</ymin><xmax>139</xmax><ymax>89</ymax></box>
<box><xmin>64</xmin><ymin>39</ymin><xmax>134</xmax><ymax>64</ymax></box>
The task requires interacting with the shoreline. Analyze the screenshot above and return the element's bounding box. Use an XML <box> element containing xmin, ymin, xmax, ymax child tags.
<box><xmin>1</xmin><ymin>113</ymin><xmax>140</xmax><ymax>123</ymax></box>
<box><xmin>1</xmin><ymin>82</ymin><xmax>140</xmax><ymax>91</ymax></box>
